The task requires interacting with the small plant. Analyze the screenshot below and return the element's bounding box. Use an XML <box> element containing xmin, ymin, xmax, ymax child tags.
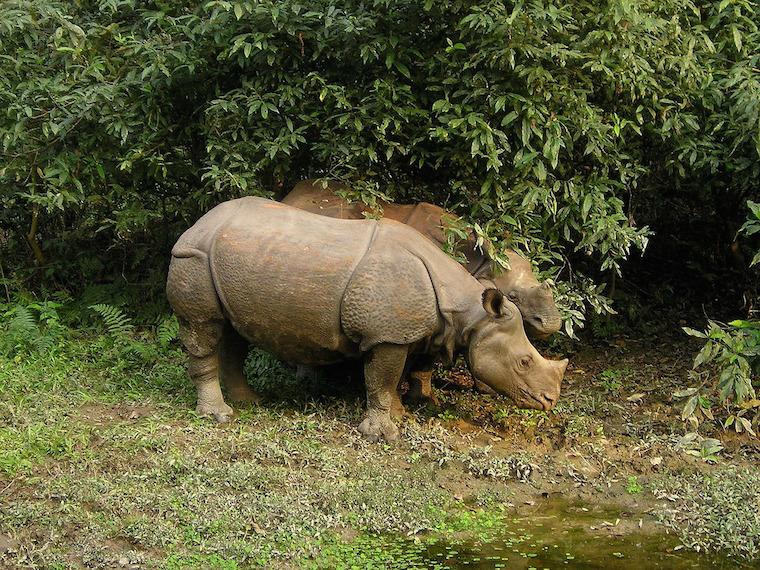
<box><xmin>437</xmin><ymin>409</ymin><xmax>460</xmax><ymax>422</ymax></box>
<box><xmin>724</xmin><ymin>404</ymin><xmax>758</xmax><ymax>437</ymax></box>
<box><xmin>681</xmin><ymin>201</ymin><xmax>760</xmax><ymax>422</ymax></box>
<box><xmin>89</xmin><ymin>303</ymin><xmax>133</xmax><ymax>336</ymax></box>
<box><xmin>0</xmin><ymin>301</ymin><xmax>65</xmax><ymax>357</ymax></box>
<box><xmin>625</xmin><ymin>475</ymin><xmax>643</xmax><ymax>495</ymax></box>
<box><xmin>676</xmin><ymin>433</ymin><xmax>724</xmax><ymax>464</ymax></box>
<box><xmin>597</xmin><ymin>369</ymin><xmax>624</xmax><ymax>393</ymax></box>
<box><xmin>683</xmin><ymin>321</ymin><xmax>759</xmax><ymax>404</ymax></box>
<box><xmin>673</xmin><ymin>387</ymin><xmax>714</xmax><ymax>429</ymax></box>
<box><xmin>157</xmin><ymin>315</ymin><xmax>180</xmax><ymax>349</ymax></box>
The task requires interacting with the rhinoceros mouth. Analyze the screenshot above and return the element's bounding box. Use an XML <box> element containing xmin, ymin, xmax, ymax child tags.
<box><xmin>520</xmin><ymin>387</ymin><xmax>551</xmax><ymax>410</ymax></box>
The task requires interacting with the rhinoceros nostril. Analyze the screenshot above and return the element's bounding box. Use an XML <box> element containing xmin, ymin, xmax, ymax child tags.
<box><xmin>540</xmin><ymin>393</ymin><xmax>556</xmax><ymax>408</ymax></box>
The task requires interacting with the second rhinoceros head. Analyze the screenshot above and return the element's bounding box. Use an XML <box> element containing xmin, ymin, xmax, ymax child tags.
<box><xmin>467</xmin><ymin>289</ymin><xmax>567</xmax><ymax>410</ymax></box>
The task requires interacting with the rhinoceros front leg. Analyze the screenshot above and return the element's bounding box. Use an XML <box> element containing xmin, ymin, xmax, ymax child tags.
<box><xmin>359</xmin><ymin>343</ymin><xmax>408</xmax><ymax>442</ymax></box>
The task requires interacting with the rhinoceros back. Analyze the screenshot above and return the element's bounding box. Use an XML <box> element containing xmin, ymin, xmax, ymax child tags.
<box><xmin>177</xmin><ymin>197</ymin><xmax>377</xmax><ymax>364</ymax></box>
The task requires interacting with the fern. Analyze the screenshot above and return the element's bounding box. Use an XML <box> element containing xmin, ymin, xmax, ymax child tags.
<box><xmin>1</xmin><ymin>305</ymin><xmax>58</xmax><ymax>356</ymax></box>
<box><xmin>89</xmin><ymin>304</ymin><xmax>133</xmax><ymax>336</ymax></box>
<box><xmin>32</xmin><ymin>333</ymin><xmax>55</xmax><ymax>354</ymax></box>
<box><xmin>8</xmin><ymin>306</ymin><xmax>35</xmax><ymax>336</ymax></box>
<box><xmin>157</xmin><ymin>315</ymin><xmax>179</xmax><ymax>348</ymax></box>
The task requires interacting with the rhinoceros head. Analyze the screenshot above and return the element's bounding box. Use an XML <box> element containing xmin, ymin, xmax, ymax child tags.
<box><xmin>467</xmin><ymin>289</ymin><xmax>567</xmax><ymax>410</ymax></box>
<box><xmin>490</xmin><ymin>277</ymin><xmax>562</xmax><ymax>340</ymax></box>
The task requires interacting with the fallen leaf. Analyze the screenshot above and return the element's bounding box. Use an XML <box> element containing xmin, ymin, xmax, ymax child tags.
<box><xmin>650</xmin><ymin>456</ymin><xmax>662</xmax><ymax>466</ymax></box>
<box><xmin>626</xmin><ymin>393</ymin><xmax>645</xmax><ymax>403</ymax></box>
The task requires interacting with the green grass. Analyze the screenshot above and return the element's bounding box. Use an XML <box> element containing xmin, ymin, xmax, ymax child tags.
<box><xmin>0</xmin><ymin>334</ymin><xmax>527</xmax><ymax>568</ymax></box>
<box><xmin>2</xmin><ymin>329</ymin><xmax>759</xmax><ymax>567</ymax></box>
<box><xmin>625</xmin><ymin>476</ymin><xmax>643</xmax><ymax>495</ymax></box>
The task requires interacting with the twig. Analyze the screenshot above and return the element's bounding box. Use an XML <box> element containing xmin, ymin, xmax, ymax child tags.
<box><xmin>25</xmin><ymin>206</ymin><xmax>45</xmax><ymax>266</ymax></box>
<box><xmin>0</xmin><ymin>259</ymin><xmax>10</xmax><ymax>303</ymax></box>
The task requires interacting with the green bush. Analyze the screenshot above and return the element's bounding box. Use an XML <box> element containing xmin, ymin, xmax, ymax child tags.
<box><xmin>0</xmin><ymin>300</ymin><xmax>66</xmax><ymax>357</ymax></box>
<box><xmin>682</xmin><ymin>201</ymin><xmax>759</xmax><ymax>425</ymax></box>
<box><xmin>0</xmin><ymin>0</ymin><xmax>758</xmax><ymax>322</ymax></box>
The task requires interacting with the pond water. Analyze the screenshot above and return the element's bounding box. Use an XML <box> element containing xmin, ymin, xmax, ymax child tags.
<box><xmin>378</xmin><ymin>498</ymin><xmax>750</xmax><ymax>570</ymax></box>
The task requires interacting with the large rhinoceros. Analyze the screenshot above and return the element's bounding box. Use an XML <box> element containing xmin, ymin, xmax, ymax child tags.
<box><xmin>282</xmin><ymin>180</ymin><xmax>562</xmax><ymax>339</ymax></box>
<box><xmin>166</xmin><ymin>197</ymin><xmax>567</xmax><ymax>441</ymax></box>
<box><xmin>282</xmin><ymin>179</ymin><xmax>563</xmax><ymax>404</ymax></box>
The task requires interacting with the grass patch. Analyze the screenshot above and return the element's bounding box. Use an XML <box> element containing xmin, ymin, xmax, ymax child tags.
<box><xmin>1</xmin><ymin>328</ymin><xmax>759</xmax><ymax>567</ymax></box>
<box><xmin>0</xmin><ymin>333</ymin><xmax>519</xmax><ymax>568</ymax></box>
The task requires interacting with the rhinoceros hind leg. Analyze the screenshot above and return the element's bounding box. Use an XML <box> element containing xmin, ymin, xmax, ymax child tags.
<box><xmin>189</xmin><ymin>351</ymin><xmax>234</xmax><ymax>423</ymax></box>
<box><xmin>406</xmin><ymin>368</ymin><xmax>439</xmax><ymax>407</ymax></box>
<box><xmin>219</xmin><ymin>325</ymin><xmax>261</xmax><ymax>404</ymax></box>
<box><xmin>358</xmin><ymin>343</ymin><xmax>408</xmax><ymax>442</ymax></box>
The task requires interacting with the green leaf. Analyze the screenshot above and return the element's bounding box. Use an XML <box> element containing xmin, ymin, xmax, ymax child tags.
<box><xmin>682</xmin><ymin>327</ymin><xmax>707</xmax><ymax>338</ymax></box>
<box><xmin>581</xmin><ymin>194</ymin><xmax>593</xmax><ymax>220</ymax></box>
<box><xmin>682</xmin><ymin>395</ymin><xmax>699</xmax><ymax>420</ymax></box>
<box><xmin>395</xmin><ymin>62</ymin><xmax>411</xmax><ymax>79</ymax></box>
<box><xmin>501</xmin><ymin>111</ymin><xmax>518</xmax><ymax>127</ymax></box>
<box><xmin>521</xmin><ymin>117</ymin><xmax>531</xmax><ymax>146</ymax></box>
<box><xmin>732</xmin><ymin>26</ymin><xmax>742</xmax><ymax>52</ymax></box>
<box><xmin>385</xmin><ymin>51</ymin><xmax>395</xmax><ymax>69</ymax></box>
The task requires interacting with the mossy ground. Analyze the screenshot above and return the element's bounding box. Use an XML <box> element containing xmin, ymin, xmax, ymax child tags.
<box><xmin>1</xmin><ymin>332</ymin><xmax>758</xmax><ymax>568</ymax></box>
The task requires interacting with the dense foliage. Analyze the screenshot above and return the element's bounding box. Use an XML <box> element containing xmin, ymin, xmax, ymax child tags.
<box><xmin>1</xmin><ymin>0</ymin><xmax>756</xmax><ymax>293</ymax></box>
<box><xmin>682</xmin><ymin>200</ymin><xmax>759</xmax><ymax>415</ymax></box>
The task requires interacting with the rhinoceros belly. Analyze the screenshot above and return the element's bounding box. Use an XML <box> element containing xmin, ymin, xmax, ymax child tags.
<box><xmin>208</xmin><ymin>199</ymin><xmax>376</xmax><ymax>365</ymax></box>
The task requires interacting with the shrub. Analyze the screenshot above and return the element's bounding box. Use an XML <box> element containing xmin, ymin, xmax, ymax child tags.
<box><xmin>0</xmin><ymin>0</ymin><xmax>757</xmax><ymax>325</ymax></box>
<box><xmin>682</xmin><ymin>200</ymin><xmax>759</xmax><ymax>426</ymax></box>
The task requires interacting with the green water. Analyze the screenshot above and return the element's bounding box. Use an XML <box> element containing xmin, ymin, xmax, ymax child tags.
<box><xmin>400</xmin><ymin>499</ymin><xmax>750</xmax><ymax>569</ymax></box>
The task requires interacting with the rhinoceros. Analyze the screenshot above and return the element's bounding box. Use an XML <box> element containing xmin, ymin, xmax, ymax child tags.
<box><xmin>282</xmin><ymin>179</ymin><xmax>562</xmax><ymax>403</ymax></box>
<box><xmin>166</xmin><ymin>197</ymin><xmax>567</xmax><ymax>441</ymax></box>
<box><xmin>282</xmin><ymin>180</ymin><xmax>562</xmax><ymax>339</ymax></box>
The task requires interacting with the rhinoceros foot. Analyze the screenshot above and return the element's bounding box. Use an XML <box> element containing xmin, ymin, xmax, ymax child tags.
<box><xmin>390</xmin><ymin>392</ymin><xmax>410</xmax><ymax>419</ymax></box>
<box><xmin>358</xmin><ymin>411</ymin><xmax>399</xmax><ymax>442</ymax></box>
<box><xmin>197</xmin><ymin>401</ymin><xmax>234</xmax><ymax>423</ymax></box>
<box><xmin>406</xmin><ymin>369</ymin><xmax>439</xmax><ymax>407</ymax></box>
<box><xmin>226</xmin><ymin>385</ymin><xmax>262</xmax><ymax>404</ymax></box>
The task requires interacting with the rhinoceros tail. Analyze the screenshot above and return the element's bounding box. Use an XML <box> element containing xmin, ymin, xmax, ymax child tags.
<box><xmin>171</xmin><ymin>246</ymin><xmax>208</xmax><ymax>259</ymax></box>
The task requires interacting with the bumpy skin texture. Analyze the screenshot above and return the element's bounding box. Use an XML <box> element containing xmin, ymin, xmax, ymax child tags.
<box><xmin>282</xmin><ymin>180</ymin><xmax>562</xmax><ymax>338</ymax></box>
<box><xmin>282</xmin><ymin>179</ymin><xmax>563</xmax><ymax>404</ymax></box>
<box><xmin>167</xmin><ymin>197</ymin><xmax>567</xmax><ymax>440</ymax></box>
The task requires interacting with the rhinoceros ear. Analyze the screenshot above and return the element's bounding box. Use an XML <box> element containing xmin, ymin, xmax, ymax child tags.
<box><xmin>482</xmin><ymin>288</ymin><xmax>513</xmax><ymax>319</ymax></box>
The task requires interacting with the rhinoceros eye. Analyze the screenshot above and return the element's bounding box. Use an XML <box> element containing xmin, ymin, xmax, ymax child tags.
<box><xmin>519</xmin><ymin>355</ymin><xmax>533</xmax><ymax>370</ymax></box>
<box><xmin>508</xmin><ymin>290</ymin><xmax>518</xmax><ymax>301</ymax></box>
